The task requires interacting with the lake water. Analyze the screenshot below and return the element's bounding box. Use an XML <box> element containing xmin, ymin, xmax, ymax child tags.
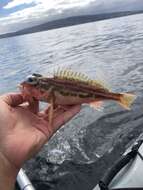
<box><xmin>1</xmin><ymin>13</ymin><xmax>143</xmax><ymax>190</ymax></box>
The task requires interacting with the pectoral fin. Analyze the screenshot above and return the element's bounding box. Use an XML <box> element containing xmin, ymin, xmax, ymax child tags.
<box><xmin>48</xmin><ymin>96</ymin><xmax>55</xmax><ymax>127</ymax></box>
<box><xmin>89</xmin><ymin>101</ymin><xmax>103</xmax><ymax>110</ymax></box>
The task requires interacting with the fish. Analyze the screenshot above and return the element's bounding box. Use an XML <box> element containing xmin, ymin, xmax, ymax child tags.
<box><xmin>20</xmin><ymin>69</ymin><xmax>136</xmax><ymax>126</ymax></box>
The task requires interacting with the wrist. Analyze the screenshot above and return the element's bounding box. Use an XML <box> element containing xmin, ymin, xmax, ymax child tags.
<box><xmin>0</xmin><ymin>151</ymin><xmax>19</xmax><ymax>190</ymax></box>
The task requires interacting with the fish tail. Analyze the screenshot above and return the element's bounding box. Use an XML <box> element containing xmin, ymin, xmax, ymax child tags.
<box><xmin>119</xmin><ymin>93</ymin><xmax>136</xmax><ymax>110</ymax></box>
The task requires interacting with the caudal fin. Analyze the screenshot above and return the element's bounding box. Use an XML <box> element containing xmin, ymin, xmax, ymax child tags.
<box><xmin>119</xmin><ymin>93</ymin><xmax>136</xmax><ymax>110</ymax></box>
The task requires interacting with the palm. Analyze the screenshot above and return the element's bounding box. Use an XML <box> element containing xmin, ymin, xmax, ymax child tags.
<box><xmin>0</xmin><ymin>93</ymin><xmax>81</xmax><ymax>169</ymax></box>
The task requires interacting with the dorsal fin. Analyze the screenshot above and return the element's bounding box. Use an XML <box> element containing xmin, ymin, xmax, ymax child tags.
<box><xmin>54</xmin><ymin>69</ymin><xmax>90</xmax><ymax>82</ymax></box>
<box><xmin>54</xmin><ymin>68</ymin><xmax>110</xmax><ymax>91</ymax></box>
<box><xmin>89</xmin><ymin>79</ymin><xmax>110</xmax><ymax>90</ymax></box>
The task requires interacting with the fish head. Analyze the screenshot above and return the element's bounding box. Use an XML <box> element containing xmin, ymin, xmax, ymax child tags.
<box><xmin>19</xmin><ymin>73</ymin><xmax>44</xmax><ymax>100</ymax></box>
<box><xmin>20</xmin><ymin>73</ymin><xmax>42</xmax><ymax>87</ymax></box>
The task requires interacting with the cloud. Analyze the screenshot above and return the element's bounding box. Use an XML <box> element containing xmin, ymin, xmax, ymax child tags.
<box><xmin>4</xmin><ymin>0</ymin><xmax>36</xmax><ymax>9</ymax></box>
<box><xmin>0</xmin><ymin>0</ymin><xmax>143</xmax><ymax>34</ymax></box>
<box><xmin>0</xmin><ymin>0</ymin><xmax>96</xmax><ymax>33</ymax></box>
<box><xmin>2</xmin><ymin>0</ymin><xmax>97</xmax><ymax>24</ymax></box>
<box><xmin>4</xmin><ymin>0</ymin><xmax>95</xmax><ymax>10</ymax></box>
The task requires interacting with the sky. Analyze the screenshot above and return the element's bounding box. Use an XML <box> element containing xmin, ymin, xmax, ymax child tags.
<box><xmin>0</xmin><ymin>0</ymin><xmax>143</xmax><ymax>34</ymax></box>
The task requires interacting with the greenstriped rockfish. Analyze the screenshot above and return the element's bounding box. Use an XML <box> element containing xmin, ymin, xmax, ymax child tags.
<box><xmin>20</xmin><ymin>69</ymin><xmax>136</xmax><ymax>125</ymax></box>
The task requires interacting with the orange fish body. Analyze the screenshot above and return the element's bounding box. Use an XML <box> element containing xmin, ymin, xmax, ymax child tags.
<box><xmin>20</xmin><ymin>70</ymin><xmax>136</xmax><ymax>125</ymax></box>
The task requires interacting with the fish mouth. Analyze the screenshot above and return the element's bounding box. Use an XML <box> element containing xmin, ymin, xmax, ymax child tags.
<box><xmin>19</xmin><ymin>81</ymin><xmax>27</xmax><ymax>86</ymax></box>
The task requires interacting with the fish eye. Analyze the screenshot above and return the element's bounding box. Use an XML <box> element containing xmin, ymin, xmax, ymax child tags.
<box><xmin>26</xmin><ymin>76</ymin><xmax>38</xmax><ymax>85</ymax></box>
<box><xmin>28</xmin><ymin>77</ymin><xmax>34</xmax><ymax>82</ymax></box>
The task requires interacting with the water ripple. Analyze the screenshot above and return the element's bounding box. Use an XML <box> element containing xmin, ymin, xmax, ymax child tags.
<box><xmin>1</xmin><ymin>13</ymin><xmax>143</xmax><ymax>190</ymax></box>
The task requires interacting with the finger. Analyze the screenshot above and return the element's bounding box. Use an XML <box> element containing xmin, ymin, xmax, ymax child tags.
<box><xmin>0</xmin><ymin>93</ymin><xmax>24</xmax><ymax>107</ymax></box>
<box><xmin>28</xmin><ymin>99</ymin><xmax>39</xmax><ymax>114</ymax></box>
<box><xmin>52</xmin><ymin>105</ymin><xmax>81</xmax><ymax>133</ymax></box>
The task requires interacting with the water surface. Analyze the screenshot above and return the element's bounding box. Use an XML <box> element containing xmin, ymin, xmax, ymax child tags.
<box><xmin>1</xmin><ymin>13</ymin><xmax>143</xmax><ymax>190</ymax></box>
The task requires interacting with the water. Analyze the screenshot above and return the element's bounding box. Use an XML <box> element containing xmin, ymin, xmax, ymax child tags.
<box><xmin>1</xmin><ymin>14</ymin><xmax>143</xmax><ymax>190</ymax></box>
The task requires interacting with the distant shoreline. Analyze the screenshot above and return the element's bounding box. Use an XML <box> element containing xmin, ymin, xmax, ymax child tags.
<box><xmin>1</xmin><ymin>10</ymin><xmax>143</xmax><ymax>39</ymax></box>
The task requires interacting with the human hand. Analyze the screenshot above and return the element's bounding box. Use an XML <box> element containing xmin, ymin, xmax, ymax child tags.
<box><xmin>0</xmin><ymin>93</ymin><xmax>81</xmax><ymax>184</ymax></box>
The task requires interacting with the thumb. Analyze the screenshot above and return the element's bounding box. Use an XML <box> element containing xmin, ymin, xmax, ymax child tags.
<box><xmin>0</xmin><ymin>93</ymin><xmax>25</xmax><ymax>107</ymax></box>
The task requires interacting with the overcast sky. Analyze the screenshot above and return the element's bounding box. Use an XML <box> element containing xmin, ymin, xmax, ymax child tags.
<box><xmin>0</xmin><ymin>0</ymin><xmax>143</xmax><ymax>34</ymax></box>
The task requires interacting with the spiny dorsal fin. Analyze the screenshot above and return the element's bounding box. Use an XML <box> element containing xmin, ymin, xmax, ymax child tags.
<box><xmin>54</xmin><ymin>69</ymin><xmax>90</xmax><ymax>82</ymax></box>
<box><xmin>54</xmin><ymin>68</ymin><xmax>110</xmax><ymax>91</ymax></box>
